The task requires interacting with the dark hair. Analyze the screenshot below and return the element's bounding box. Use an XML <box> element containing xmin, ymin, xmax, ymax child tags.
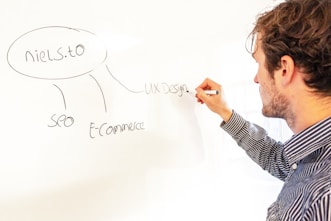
<box><xmin>248</xmin><ymin>0</ymin><xmax>331</xmax><ymax>95</ymax></box>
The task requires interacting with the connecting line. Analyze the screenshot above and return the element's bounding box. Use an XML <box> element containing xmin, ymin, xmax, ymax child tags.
<box><xmin>105</xmin><ymin>64</ymin><xmax>144</xmax><ymax>94</ymax></box>
<box><xmin>89</xmin><ymin>75</ymin><xmax>107</xmax><ymax>113</ymax></box>
<box><xmin>53</xmin><ymin>84</ymin><xmax>67</xmax><ymax>110</ymax></box>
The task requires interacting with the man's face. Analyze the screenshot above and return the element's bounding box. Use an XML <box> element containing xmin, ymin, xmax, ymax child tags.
<box><xmin>252</xmin><ymin>37</ymin><xmax>289</xmax><ymax>119</ymax></box>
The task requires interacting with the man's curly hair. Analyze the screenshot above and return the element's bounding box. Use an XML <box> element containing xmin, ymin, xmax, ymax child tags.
<box><xmin>249</xmin><ymin>0</ymin><xmax>331</xmax><ymax>95</ymax></box>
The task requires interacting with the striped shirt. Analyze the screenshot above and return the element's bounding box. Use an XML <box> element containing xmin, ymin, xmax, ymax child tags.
<box><xmin>221</xmin><ymin>111</ymin><xmax>331</xmax><ymax>221</ymax></box>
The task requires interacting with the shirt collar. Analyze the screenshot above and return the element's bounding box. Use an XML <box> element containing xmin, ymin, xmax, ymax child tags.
<box><xmin>284</xmin><ymin>117</ymin><xmax>331</xmax><ymax>166</ymax></box>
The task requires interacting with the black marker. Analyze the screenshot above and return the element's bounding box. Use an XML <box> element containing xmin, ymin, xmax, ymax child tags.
<box><xmin>186</xmin><ymin>89</ymin><xmax>219</xmax><ymax>96</ymax></box>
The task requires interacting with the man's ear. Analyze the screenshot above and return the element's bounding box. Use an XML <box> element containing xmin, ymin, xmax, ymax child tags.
<box><xmin>279</xmin><ymin>55</ymin><xmax>295</xmax><ymax>86</ymax></box>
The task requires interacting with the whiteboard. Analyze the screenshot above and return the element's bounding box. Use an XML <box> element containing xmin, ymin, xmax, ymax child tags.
<box><xmin>0</xmin><ymin>1</ymin><xmax>286</xmax><ymax>220</ymax></box>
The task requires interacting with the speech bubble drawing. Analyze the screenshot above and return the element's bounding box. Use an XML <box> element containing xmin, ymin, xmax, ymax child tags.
<box><xmin>7</xmin><ymin>26</ymin><xmax>108</xmax><ymax>80</ymax></box>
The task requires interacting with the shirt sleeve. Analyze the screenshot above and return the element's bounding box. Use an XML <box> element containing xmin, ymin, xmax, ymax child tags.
<box><xmin>308</xmin><ymin>193</ymin><xmax>331</xmax><ymax>221</ymax></box>
<box><xmin>220</xmin><ymin>111</ymin><xmax>290</xmax><ymax>181</ymax></box>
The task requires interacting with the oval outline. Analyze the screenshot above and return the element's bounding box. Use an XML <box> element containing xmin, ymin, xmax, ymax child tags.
<box><xmin>7</xmin><ymin>26</ymin><xmax>108</xmax><ymax>80</ymax></box>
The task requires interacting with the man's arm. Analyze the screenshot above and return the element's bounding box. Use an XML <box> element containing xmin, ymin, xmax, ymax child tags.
<box><xmin>221</xmin><ymin>111</ymin><xmax>290</xmax><ymax>181</ymax></box>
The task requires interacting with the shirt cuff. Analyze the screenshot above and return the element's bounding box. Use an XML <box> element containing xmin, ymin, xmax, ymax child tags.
<box><xmin>220</xmin><ymin>111</ymin><xmax>246</xmax><ymax>137</ymax></box>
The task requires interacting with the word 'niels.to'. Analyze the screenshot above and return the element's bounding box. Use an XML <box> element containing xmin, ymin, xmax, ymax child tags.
<box><xmin>25</xmin><ymin>44</ymin><xmax>85</xmax><ymax>63</ymax></box>
<box><xmin>89</xmin><ymin>121</ymin><xmax>145</xmax><ymax>139</ymax></box>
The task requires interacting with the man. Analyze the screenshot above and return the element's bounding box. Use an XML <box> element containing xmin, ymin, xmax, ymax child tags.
<box><xmin>195</xmin><ymin>0</ymin><xmax>331</xmax><ymax>220</ymax></box>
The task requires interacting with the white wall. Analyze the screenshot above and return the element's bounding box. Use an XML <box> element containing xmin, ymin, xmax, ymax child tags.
<box><xmin>0</xmin><ymin>0</ymin><xmax>290</xmax><ymax>220</ymax></box>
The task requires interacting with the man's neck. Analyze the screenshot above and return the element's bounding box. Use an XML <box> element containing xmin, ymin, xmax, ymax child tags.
<box><xmin>287</xmin><ymin>96</ymin><xmax>331</xmax><ymax>134</ymax></box>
